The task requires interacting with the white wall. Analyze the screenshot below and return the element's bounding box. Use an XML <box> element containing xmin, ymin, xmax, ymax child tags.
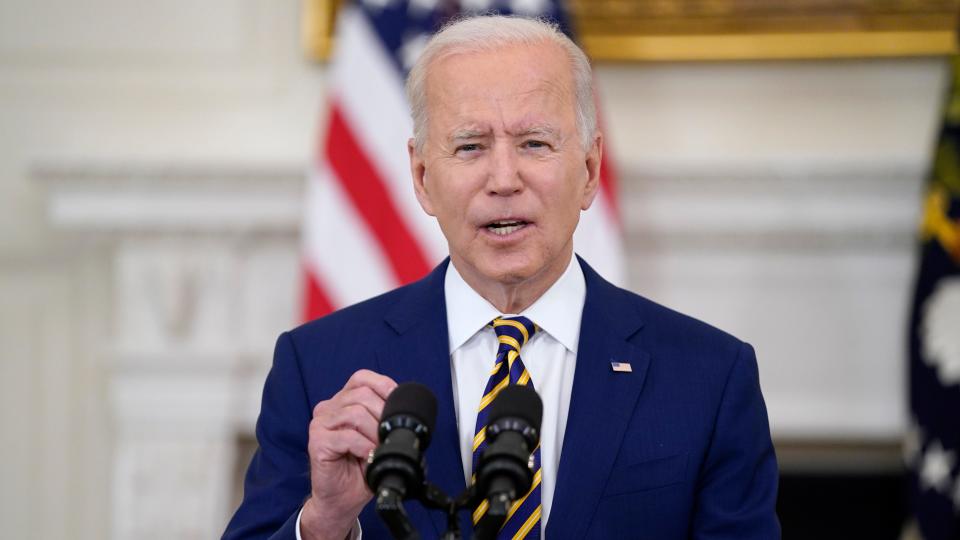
<box><xmin>0</xmin><ymin>1</ymin><xmax>319</xmax><ymax>538</ymax></box>
<box><xmin>596</xmin><ymin>59</ymin><xmax>947</xmax><ymax>439</ymax></box>
<box><xmin>0</xmin><ymin>0</ymin><xmax>949</xmax><ymax>537</ymax></box>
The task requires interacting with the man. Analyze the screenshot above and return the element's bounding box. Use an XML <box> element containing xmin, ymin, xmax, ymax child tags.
<box><xmin>224</xmin><ymin>15</ymin><xmax>780</xmax><ymax>540</ymax></box>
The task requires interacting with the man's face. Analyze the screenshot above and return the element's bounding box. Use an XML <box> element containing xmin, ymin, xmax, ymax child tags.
<box><xmin>410</xmin><ymin>41</ymin><xmax>601</xmax><ymax>291</ymax></box>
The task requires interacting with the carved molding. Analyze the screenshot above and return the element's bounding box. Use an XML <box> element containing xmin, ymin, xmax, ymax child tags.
<box><xmin>36</xmin><ymin>159</ymin><xmax>925</xmax><ymax>244</ymax></box>
<box><xmin>37</xmin><ymin>161</ymin><xmax>301</xmax><ymax>538</ymax></box>
<box><xmin>113</xmin><ymin>437</ymin><xmax>236</xmax><ymax>540</ymax></box>
<box><xmin>622</xmin><ymin>164</ymin><xmax>926</xmax><ymax>249</ymax></box>
<box><xmin>35</xmin><ymin>163</ymin><xmax>304</xmax><ymax>233</ymax></box>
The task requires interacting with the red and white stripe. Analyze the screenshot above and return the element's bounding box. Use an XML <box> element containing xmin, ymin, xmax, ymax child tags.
<box><xmin>302</xmin><ymin>6</ymin><xmax>624</xmax><ymax>320</ymax></box>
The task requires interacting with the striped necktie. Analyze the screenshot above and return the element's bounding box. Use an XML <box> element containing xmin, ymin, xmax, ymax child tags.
<box><xmin>472</xmin><ymin>316</ymin><xmax>542</xmax><ymax>540</ymax></box>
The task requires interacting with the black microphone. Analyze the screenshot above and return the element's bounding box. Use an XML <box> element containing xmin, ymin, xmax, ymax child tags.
<box><xmin>365</xmin><ymin>382</ymin><xmax>438</xmax><ymax>540</ymax></box>
<box><xmin>473</xmin><ymin>384</ymin><xmax>543</xmax><ymax>540</ymax></box>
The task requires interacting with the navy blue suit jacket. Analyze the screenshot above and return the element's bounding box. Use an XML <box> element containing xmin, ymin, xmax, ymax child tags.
<box><xmin>224</xmin><ymin>257</ymin><xmax>780</xmax><ymax>539</ymax></box>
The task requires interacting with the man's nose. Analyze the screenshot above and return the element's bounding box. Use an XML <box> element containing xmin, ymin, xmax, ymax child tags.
<box><xmin>486</xmin><ymin>142</ymin><xmax>523</xmax><ymax>196</ymax></box>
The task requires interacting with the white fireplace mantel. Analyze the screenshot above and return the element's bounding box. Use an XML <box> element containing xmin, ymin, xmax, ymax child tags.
<box><xmin>40</xmin><ymin>162</ymin><xmax>306</xmax><ymax>540</ymax></box>
<box><xmin>39</xmin><ymin>163</ymin><xmax>303</xmax><ymax>232</ymax></box>
<box><xmin>38</xmin><ymin>156</ymin><xmax>925</xmax><ymax>537</ymax></box>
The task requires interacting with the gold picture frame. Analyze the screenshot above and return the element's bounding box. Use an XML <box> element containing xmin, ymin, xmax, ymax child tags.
<box><xmin>302</xmin><ymin>0</ymin><xmax>959</xmax><ymax>62</ymax></box>
<box><xmin>302</xmin><ymin>0</ymin><xmax>343</xmax><ymax>61</ymax></box>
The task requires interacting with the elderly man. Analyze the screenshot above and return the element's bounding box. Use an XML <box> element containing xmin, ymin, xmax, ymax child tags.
<box><xmin>224</xmin><ymin>14</ymin><xmax>780</xmax><ymax>540</ymax></box>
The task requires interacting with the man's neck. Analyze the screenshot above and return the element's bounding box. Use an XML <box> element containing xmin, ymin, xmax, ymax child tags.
<box><xmin>450</xmin><ymin>250</ymin><xmax>574</xmax><ymax>314</ymax></box>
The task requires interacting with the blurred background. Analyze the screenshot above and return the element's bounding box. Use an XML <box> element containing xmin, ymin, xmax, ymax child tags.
<box><xmin>1</xmin><ymin>0</ymin><xmax>959</xmax><ymax>538</ymax></box>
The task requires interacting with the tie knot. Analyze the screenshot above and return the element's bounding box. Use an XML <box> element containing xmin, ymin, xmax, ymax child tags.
<box><xmin>491</xmin><ymin>316</ymin><xmax>538</xmax><ymax>349</ymax></box>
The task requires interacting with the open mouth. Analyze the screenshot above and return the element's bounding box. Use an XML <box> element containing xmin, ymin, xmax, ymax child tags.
<box><xmin>484</xmin><ymin>219</ymin><xmax>530</xmax><ymax>236</ymax></box>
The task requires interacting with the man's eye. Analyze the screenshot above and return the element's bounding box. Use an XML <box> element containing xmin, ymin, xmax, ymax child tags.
<box><xmin>524</xmin><ymin>140</ymin><xmax>549</xmax><ymax>149</ymax></box>
<box><xmin>456</xmin><ymin>144</ymin><xmax>481</xmax><ymax>153</ymax></box>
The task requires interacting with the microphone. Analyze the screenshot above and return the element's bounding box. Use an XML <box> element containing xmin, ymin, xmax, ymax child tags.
<box><xmin>365</xmin><ymin>382</ymin><xmax>438</xmax><ymax>540</ymax></box>
<box><xmin>473</xmin><ymin>384</ymin><xmax>543</xmax><ymax>540</ymax></box>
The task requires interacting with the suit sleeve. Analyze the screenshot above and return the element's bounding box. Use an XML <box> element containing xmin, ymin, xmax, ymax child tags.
<box><xmin>692</xmin><ymin>342</ymin><xmax>781</xmax><ymax>539</ymax></box>
<box><xmin>222</xmin><ymin>332</ymin><xmax>313</xmax><ymax>540</ymax></box>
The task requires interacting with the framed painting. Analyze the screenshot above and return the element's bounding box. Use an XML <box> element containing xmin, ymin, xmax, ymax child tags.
<box><xmin>302</xmin><ymin>0</ymin><xmax>959</xmax><ymax>61</ymax></box>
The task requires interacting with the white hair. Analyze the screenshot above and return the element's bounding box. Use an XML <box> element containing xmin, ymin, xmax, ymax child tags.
<box><xmin>406</xmin><ymin>15</ymin><xmax>596</xmax><ymax>153</ymax></box>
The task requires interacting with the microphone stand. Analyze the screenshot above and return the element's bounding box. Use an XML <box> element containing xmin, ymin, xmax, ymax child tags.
<box><xmin>420</xmin><ymin>481</ymin><xmax>460</xmax><ymax>540</ymax></box>
<box><xmin>466</xmin><ymin>488</ymin><xmax>509</xmax><ymax>540</ymax></box>
<box><xmin>375</xmin><ymin>484</ymin><xmax>419</xmax><ymax>540</ymax></box>
<box><xmin>420</xmin><ymin>482</ymin><xmax>508</xmax><ymax>540</ymax></box>
<box><xmin>375</xmin><ymin>480</ymin><xmax>470</xmax><ymax>540</ymax></box>
<box><xmin>380</xmin><ymin>447</ymin><xmax>531</xmax><ymax>538</ymax></box>
<box><xmin>371</xmin><ymin>451</ymin><xmax>482</xmax><ymax>540</ymax></box>
<box><xmin>375</xmin><ymin>383</ymin><xmax>539</xmax><ymax>540</ymax></box>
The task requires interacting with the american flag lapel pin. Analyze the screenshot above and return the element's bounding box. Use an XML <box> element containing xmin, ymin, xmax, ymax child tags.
<box><xmin>610</xmin><ymin>361</ymin><xmax>632</xmax><ymax>373</ymax></box>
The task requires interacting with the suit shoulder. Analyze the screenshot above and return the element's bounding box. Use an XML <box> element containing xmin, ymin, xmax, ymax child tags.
<box><xmin>272</xmin><ymin>283</ymin><xmax>426</xmax><ymax>399</ymax></box>
<box><xmin>287</xmin><ymin>283</ymin><xmax>415</xmax><ymax>344</ymax></box>
<box><xmin>604</xmin><ymin>282</ymin><xmax>750</xmax><ymax>369</ymax></box>
<box><xmin>638</xmin><ymin>292</ymin><xmax>743</xmax><ymax>347</ymax></box>
<box><xmin>581</xmin><ymin>256</ymin><xmax>746</xmax><ymax>355</ymax></box>
<box><xmin>614</xmin><ymin>287</ymin><xmax>759</xmax><ymax>402</ymax></box>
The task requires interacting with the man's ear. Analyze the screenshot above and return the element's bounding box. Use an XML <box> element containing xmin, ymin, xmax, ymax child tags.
<box><xmin>580</xmin><ymin>132</ymin><xmax>603</xmax><ymax>211</ymax></box>
<box><xmin>409</xmin><ymin>138</ymin><xmax>436</xmax><ymax>216</ymax></box>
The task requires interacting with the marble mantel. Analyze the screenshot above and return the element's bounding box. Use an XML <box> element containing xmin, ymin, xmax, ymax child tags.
<box><xmin>37</xmin><ymin>156</ymin><xmax>925</xmax><ymax>537</ymax></box>
<box><xmin>39</xmin><ymin>162</ymin><xmax>305</xmax><ymax>540</ymax></box>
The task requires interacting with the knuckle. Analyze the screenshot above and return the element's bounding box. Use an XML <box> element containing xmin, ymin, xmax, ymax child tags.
<box><xmin>347</xmin><ymin>405</ymin><xmax>371</xmax><ymax>429</ymax></box>
<box><xmin>312</xmin><ymin>399</ymin><xmax>329</xmax><ymax>417</ymax></box>
<box><xmin>307</xmin><ymin>429</ymin><xmax>328</xmax><ymax>454</ymax></box>
<box><xmin>355</xmin><ymin>385</ymin><xmax>375</xmax><ymax>400</ymax></box>
<box><xmin>351</xmin><ymin>369</ymin><xmax>373</xmax><ymax>383</ymax></box>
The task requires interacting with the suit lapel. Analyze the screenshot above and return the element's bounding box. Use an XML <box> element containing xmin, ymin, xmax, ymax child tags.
<box><xmin>546</xmin><ymin>259</ymin><xmax>651</xmax><ymax>539</ymax></box>
<box><xmin>375</xmin><ymin>259</ymin><xmax>469</xmax><ymax>537</ymax></box>
<box><xmin>372</xmin><ymin>258</ymin><xmax>650</xmax><ymax>538</ymax></box>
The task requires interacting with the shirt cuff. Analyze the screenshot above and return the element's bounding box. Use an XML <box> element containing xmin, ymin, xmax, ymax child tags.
<box><xmin>296</xmin><ymin>507</ymin><xmax>362</xmax><ymax>540</ymax></box>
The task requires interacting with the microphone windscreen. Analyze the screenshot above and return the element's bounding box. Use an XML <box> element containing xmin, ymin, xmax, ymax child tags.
<box><xmin>381</xmin><ymin>382</ymin><xmax>438</xmax><ymax>432</ymax></box>
<box><xmin>488</xmin><ymin>384</ymin><xmax>543</xmax><ymax>431</ymax></box>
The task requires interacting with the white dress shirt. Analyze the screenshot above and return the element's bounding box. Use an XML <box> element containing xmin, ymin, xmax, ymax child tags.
<box><xmin>445</xmin><ymin>254</ymin><xmax>584</xmax><ymax>535</ymax></box>
<box><xmin>298</xmin><ymin>254</ymin><xmax>585</xmax><ymax>540</ymax></box>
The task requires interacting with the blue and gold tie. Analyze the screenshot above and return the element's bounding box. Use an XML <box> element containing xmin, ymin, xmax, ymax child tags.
<box><xmin>472</xmin><ymin>316</ymin><xmax>542</xmax><ymax>539</ymax></box>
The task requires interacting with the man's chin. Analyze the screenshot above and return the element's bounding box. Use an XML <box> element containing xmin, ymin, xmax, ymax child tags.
<box><xmin>453</xmin><ymin>249</ymin><xmax>551</xmax><ymax>286</ymax></box>
<box><xmin>479</xmin><ymin>259</ymin><xmax>542</xmax><ymax>287</ymax></box>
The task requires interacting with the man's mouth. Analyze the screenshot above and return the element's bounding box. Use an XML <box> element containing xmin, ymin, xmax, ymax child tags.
<box><xmin>484</xmin><ymin>219</ymin><xmax>530</xmax><ymax>236</ymax></box>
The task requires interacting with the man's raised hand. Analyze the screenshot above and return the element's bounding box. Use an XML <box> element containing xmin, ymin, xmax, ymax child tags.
<box><xmin>300</xmin><ymin>370</ymin><xmax>398</xmax><ymax>540</ymax></box>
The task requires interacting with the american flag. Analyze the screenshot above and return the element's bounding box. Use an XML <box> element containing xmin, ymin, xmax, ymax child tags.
<box><xmin>301</xmin><ymin>0</ymin><xmax>625</xmax><ymax>320</ymax></box>
<box><xmin>610</xmin><ymin>361</ymin><xmax>633</xmax><ymax>373</ymax></box>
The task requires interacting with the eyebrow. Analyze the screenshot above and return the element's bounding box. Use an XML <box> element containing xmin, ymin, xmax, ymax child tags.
<box><xmin>514</xmin><ymin>125</ymin><xmax>558</xmax><ymax>138</ymax></box>
<box><xmin>448</xmin><ymin>125</ymin><xmax>559</xmax><ymax>142</ymax></box>
<box><xmin>449</xmin><ymin>128</ymin><xmax>489</xmax><ymax>141</ymax></box>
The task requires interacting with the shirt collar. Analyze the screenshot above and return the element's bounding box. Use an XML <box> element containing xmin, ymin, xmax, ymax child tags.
<box><xmin>444</xmin><ymin>254</ymin><xmax>586</xmax><ymax>354</ymax></box>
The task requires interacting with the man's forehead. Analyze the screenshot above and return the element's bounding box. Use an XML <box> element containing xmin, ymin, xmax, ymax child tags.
<box><xmin>428</xmin><ymin>42</ymin><xmax>573</xmax><ymax>94</ymax></box>
<box><xmin>431</xmin><ymin>76</ymin><xmax>572</xmax><ymax>119</ymax></box>
<box><xmin>423</xmin><ymin>42</ymin><xmax>577</xmax><ymax>142</ymax></box>
<box><xmin>434</xmin><ymin>72</ymin><xmax>569</xmax><ymax>103</ymax></box>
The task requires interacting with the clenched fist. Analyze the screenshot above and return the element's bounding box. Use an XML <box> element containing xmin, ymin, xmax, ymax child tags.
<box><xmin>299</xmin><ymin>369</ymin><xmax>398</xmax><ymax>540</ymax></box>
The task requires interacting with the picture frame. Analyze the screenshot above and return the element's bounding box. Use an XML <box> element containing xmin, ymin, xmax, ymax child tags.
<box><xmin>302</xmin><ymin>0</ymin><xmax>958</xmax><ymax>61</ymax></box>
